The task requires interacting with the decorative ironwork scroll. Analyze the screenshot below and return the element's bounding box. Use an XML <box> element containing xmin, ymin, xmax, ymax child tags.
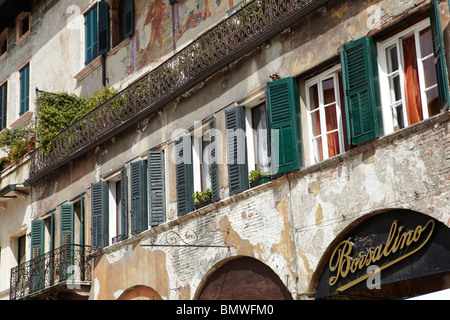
<box><xmin>28</xmin><ymin>0</ymin><xmax>322</xmax><ymax>183</ymax></box>
<box><xmin>142</xmin><ymin>230</ymin><xmax>229</xmax><ymax>248</ymax></box>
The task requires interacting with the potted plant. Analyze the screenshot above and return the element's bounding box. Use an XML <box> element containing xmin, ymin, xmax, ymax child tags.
<box><xmin>192</xmin><ymin>189</ymin><xmax>212</xmax><ymax>209</ymax></box>
<box><xmin>249</xmin><ymin>167</ymin><xmax>270</xmax><ymax>188</ymax></box>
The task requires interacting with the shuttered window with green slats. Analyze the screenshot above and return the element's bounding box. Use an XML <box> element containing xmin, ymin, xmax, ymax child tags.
<box><xmin>85</xmin><ymin>2</ymin><xmax>110</xmax><ymax>66</ymax></box>
<box><xmin>31</xmin><ymin>220</ymin><xmax>44</xmax><ymax>260</ymax></box>
<box><xmin>130</xmin><ymin>160</ymin><xmax>148</xmax><ymax>234</ymax></box>
<box><xmin>175</xmin><ymin>136</ymin><xmax>194</xmax><ymax>216</ymax></box>
<box><xmin>60</xmin><ymin>204</ymin><xmax>74</xmax><ymax>246</ymax></box>
<box><xmin>0</xmin><ymin>82</ymin><xmax>7</xmax><ymax>130</ymax></box>
<box><xmin>266</xmin><ymin>77</ymin><xmax>303</xmax><ymax>174</ymax></box>
<box><xmin>120</xmin><ymin>0</ymin><xmax>134</xmax><ymax>41</ymax></box>
<box><xmin>225</xmin><ymin>106</ymin><xmax>248</xmax><ymax>195</ymax></box>
<box><xmin>208</xmin><ymin>118</ymin><xmax>220</xmax><ymax>202</ymax></box>
<box><xmin>91</xmin><ymin>181</ymin><xmax>109</xmax><ymax>249</ymax></box>
<box><xmin>119</xmin><ymin>168</ymin><xmax>128</xmax><ymax>238</ymax></box>
<box><xmin>148</xmin><ymin>151</ymin><xmax>166</xmax><ymax>226</ymax></box>
<box><xmin>19</xmin><ymin>63</ymin><xmax>29</xmax><ymax>116</ymax></box>
<box><xmin>340</xmin><ymin>36</ymin><xmax>383</xmax><ymax>146</ymax></box>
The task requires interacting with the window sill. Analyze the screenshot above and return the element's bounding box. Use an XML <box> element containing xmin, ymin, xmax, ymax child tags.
<box><xmin>10</xmin><ymin>110</ymin><xmax>33</xmax><ymax>129</ymax></box>
<box><xmin>0</xmin><ymin>51</ymin><xmax>7</xmax><ymax>63</ymax></box>
<box><xmin>108</xmin><ymin>37</ymin><xmax>131</xmax><ymax>57</ymax></box>
<box><xmin>74</xmin><ymin>56</ymin><xmax>102</xmax><ymax>82</ymax></box>
<box><xmin>15</xmin><ymin>30</ymin><xmax>31</xmax><ymax>46</ymax></box>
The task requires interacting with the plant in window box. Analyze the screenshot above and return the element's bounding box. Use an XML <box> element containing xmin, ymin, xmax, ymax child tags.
<box><xmin>192</xmin><ymin>189</ymin><xmax>212</xmax><ymax>209</ymax></box>
<box><xmin>249</xmin><ymin>167</ymin><xmax>270</xmax><ymax>188</ymax></box>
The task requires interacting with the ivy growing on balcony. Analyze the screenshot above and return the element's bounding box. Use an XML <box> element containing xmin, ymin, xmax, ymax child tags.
<box><xmin>35</xmin><ymin>87</ymin><xmax>117</xmax><ymax>154</ymax></box>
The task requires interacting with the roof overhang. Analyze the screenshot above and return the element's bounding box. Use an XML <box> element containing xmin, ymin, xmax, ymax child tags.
<box><xmin>0</xmin><ymin>183</ymin><xmax>29</xmax><ymax>202</ymax></box>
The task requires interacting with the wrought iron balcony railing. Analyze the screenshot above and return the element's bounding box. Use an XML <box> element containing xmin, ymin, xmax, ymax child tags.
<box><xmin>27</xmin><ymin>0</ymin><xmax>325</xmax><ymax>184</ymax></box>
<box><xmin>9</xmin><ymin>244</ymin><xmax>91</xmax><ymax>300</ymax></box>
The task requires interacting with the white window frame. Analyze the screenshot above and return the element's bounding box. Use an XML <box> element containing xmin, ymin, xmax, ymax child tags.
<box><xmin>305</xmin><ymin>64</ymin><xmax>346</xmax><ymax>165</ymax></box>
<box><xmin>377</xmin><ymin>19</ymin><xmax>436</xmax><ymax>135</ymax></box>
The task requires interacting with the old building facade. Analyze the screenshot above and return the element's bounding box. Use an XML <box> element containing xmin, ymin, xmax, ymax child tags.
<box><xmin>0</xmin><ymin>0</ymin><xmax>449</xmax><ymax>300</ymax></box>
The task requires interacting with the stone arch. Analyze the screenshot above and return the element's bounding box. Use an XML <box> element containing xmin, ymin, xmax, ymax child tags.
<box><xmin>118</xmin><ymin>285</ymin><xmax>162</xmax><ymax>300</ymax></box>
<box><xmin>310</xmin><ymin>209</ymin><xmax>450</xmax><ymax>300</ymax></box>
<box><xmin>195</xmin><ymin>256</ymin><xmax>293</xmax><ymax>300</ymax></box>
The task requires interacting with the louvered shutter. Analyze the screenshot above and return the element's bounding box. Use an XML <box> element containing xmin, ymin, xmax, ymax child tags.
<box><xmin>124</xmin><ymin>0</ymin><xmax>134</xmax><ymax>39</ymax></box>
<box><xmin>98</xmin><ymin>1</ymin><xmax>110</xmax><ymax>55</ymax></box>
<box><xmin>225</xmin><ymin>106</ymin><xmax>248</xmax><ymax>195</ymax></box>
<box><xmin>148</xmin><ymin>151</ymin><xmax>166</xmax><ymax>226</ymax></box>
<box><xmin>266</xmin><ymin>77</ymin><xmax>303</xmax><ymax>174</ymax></box>
<box><xmin>130</xmin><ymin>160</ymin><xmax>148</xmax><ymax>234</ymax></box>
<box><xmin>209</xmin><ymin>118</ymin><xmax>220</xmax><ymax>202</ymax></box>
<box><xmin>341</xmin><ymin>36</ymin><xmax>383</xmax><ymax>146</ymax></box>
<box><xmin>91</xmin><ymin>181</ymin><xmax>109</xmax><ymax>249</ymax></box>
<box><xmin>31</xmin><ymin>220</ymin><xmax>45</xmax><ymax>259</ymax></box>
<box><xmin>85</xmin><ymin>5</ymin><xmax>98</xmax><ymax>65</ymax></box>
<box><xmin>430</xmin><ymin>0</ymin><xmax>449</xmax><ymax>110</ymax></box>
<box><xmin>175</xmin><ymin>136</ymin><xmax>194</xmax><ymax>216</ymax></box>
<box><xmin>30</xmin><ymin>219</ymin><xmax>45</xmax><ymax>293</ymax></box>
<box><xmin>19</xmin><ymin>64</ymin><xmax>29</xmax><ymax>115</ymax></box>
<box><xmin>120</xmin><ymin>168</ymin><xmax>128</xmax><ymax>238</ymax></box>
<box><xmin>60</xmin><ymin>204</ymin><xmax>74</xmax><ymax>246</ymax></box>
<box><xmin>0</xmin><ymin>83</ymin><xmax>7</xmax><ymax>130</ymax></box>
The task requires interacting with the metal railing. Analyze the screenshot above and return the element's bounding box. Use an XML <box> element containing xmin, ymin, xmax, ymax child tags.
<box><xmin>27</xmin><ymin>0</ymin><xmax>324</xmax><ymax>183</ymax></box>
<box><xmin>9</xmin><ymin>244</ymin><xmax>91</xmax><ymax>300</ymax></box>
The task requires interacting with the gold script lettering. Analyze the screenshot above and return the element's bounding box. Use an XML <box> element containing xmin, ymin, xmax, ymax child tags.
<box><xmin>328</xmin><ymin>219</ymin><xmax>435</xmax><ymax>292</ymax></box>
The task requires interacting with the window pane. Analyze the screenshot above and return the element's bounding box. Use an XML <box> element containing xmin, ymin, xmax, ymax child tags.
<box><xmin>327</xmin><ymin>131</ymin><xmax>340</xmax><ymax>158</ymax></box>
<box><xmin>252</xmin><ymin>104</ymin><xmax>270</xmax><ymax>171</ymax></box>
<box><xmin>322</xmin><ymin>78</ymin><xmax>335</xmax><ymax>105</ymax></box>
<box><xmin>325</xmin><ymin>104</ymin><xmax>338</xmax><ymax>131</ymax></box>
<box><xmin>389</xmin><ymin>74</ymin><xmax>402</xmax><ymax>104</ymax></box>
<box><xmin>387</xmin><ymin>45</ymin><xmax>399</xmax><ymax>73</ymax></box>
<box><xmin>311</xmin><ymin>109</ymin><xmax>321</xmax><ymax>136</ymax></box>
<box><xmin>426</xmin><ymin>86</ymin><xmax>440</xmax><ymax>117</ymax></box>
<box><xmin>312</xmin><ymin>137</ymin><xmax>323</xmax><ymax>163</ymax></box>
<box><xmin>202</xmin><ymin>139</ymin><xmax>211</xmax><ymax>191</ymax></box>
<box><xmin>309</xmin><ymin>84</ymin><xmax>319</xmax><ymax>111</ymax></box>
<box><xmin>422</xmin><ymin>56</ymin><xmax>437</xmax><ymax>89</ymax></box>
<box><xmin>391</xmin><ymin>102</ymin><xmax>405</xmax><ymax>131</ymax></box>
<box><xmin>419</xmin><ymin>27</ymin><xmax>433</xmax><ymax>57</ymax></box>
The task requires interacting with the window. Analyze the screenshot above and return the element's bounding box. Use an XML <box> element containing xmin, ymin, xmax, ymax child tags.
<box><xmin>175</xmin><ymin>135</ymin><xmax>195</xmax><ymax>215</ymax></box>
<box><xmin>119</xmin><ymin>0</ymin><xmax>134</xmax><ymax>42</ymax></box>
<box><xmin>18</xmin><ymin>234</ymin><xmax>27</xmax><ymax>264</ymax></box>
<box><xmin>378</xmin><ymin>19</ymin><xmax>442</xmax><ymax>133</ymax></box>
<box><xmin>19</xmin><ymin>63</ymin><xmax>29</xmax><ymax>116</ymax></box>
<box><xmin>0</xmin><ymin>82</ymin><xmax>7</xmax><ymax>130</ymax></box>
<box><xmin>85</xmin><ymin>2</ymin><xmax>110</xmax><ymax>66</ymax></box>
<box><xmin>0</xmin><ymin>29</ymin><xmax>7</xmax><ymax>58</ymax></box>
<box><xmin>16</xmin><ymin>12</ymin><xmax>30</xmax><ymax>43</ymax></box>
<box><xmin>249</xmin><ymin>103</ymin><xmax>270</xmax><ymax>172</ymax></box>
<box><xmin>306</xmin><ymin>66</ymin><xmax>348</xmax><ymax>164</ymax></box>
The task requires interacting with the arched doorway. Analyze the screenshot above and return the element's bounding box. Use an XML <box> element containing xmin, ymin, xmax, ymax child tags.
<box><xmin>197</xmin><ymin>256</ymin><xmax>293</xmax><ymax>300</ymax></box>
<box><xmin>118</xmin><ymin>285</ymin><xmax>162</xmax><ymax>300</ymax></box>
<box><xmin>312</xmin><ymin>209</ymin><xmax>450</xmax><ymax>300</ymax></box>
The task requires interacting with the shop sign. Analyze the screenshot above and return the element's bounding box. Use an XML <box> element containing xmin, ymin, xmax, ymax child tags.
<box><xmin>315</xmin><ymin>210</ymin><xmax>450</xmax><ymax>298</ymax></box>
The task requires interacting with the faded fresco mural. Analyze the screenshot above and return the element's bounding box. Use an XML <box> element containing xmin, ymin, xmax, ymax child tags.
<box><xmin>137</xmin><ymin>0</ymin><xmax>247</xmax><ymax>70</ymax></box>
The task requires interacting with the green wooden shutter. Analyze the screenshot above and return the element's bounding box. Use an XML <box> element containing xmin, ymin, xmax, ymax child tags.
<box><xmin>120</xmin><ymin>168</ymin><xmax>128</xmax><ymax>238</ymax></box>
<box><xmin>31</xmin><ymin>220</ymin><xmax>44</xmax><ymax>259</ymax></box>
<box><xmin>266</xmin><ymin>77</ymin><xmax>303</xmax><ymax>174</ymax></box>
<box><xmin>148</xmin><ymin>151</ymin><xmax>166</xmax><ymax>226</ymax></box>
<box><xmin>225</xmin><ymin>106</ymin><xmax>248</xmax><ymax>195</ymax></box>
<box><xmin>130</xmin><ymin>160</ymin><xmax>148</xmax><ymax>234</ymax></box>
<box><xmin>0</xmin><ymin>83</ymin><xmax>7</xmax><ymax>130</ymax></box>
<box><xmin>124</xmin><ymin>0</ymin><xmax>134</xmax><ymax>39</ymax></box>
<box><xmin>175</xmin><ymin>136</ymin><xmax>194</xmax><ymax>216</ymax></box>
<box><xmin>85</xmin><ymin>5</ymin><xmax>98</xmax><ymax>65</ymax></box>
<box><xmin>19</xmin><ymin>64</ymin><xmax>29</xmax><ymax>115</ymax></box>
<box><xmin>209</xmin><ymin>118</ymin><xmax>220</xmax><ymax>202</ymax></box>
<box><xmin>60</xmin><ymin>204</ymin><xmax>74</xmax><ymax>246</ymax></box>
<box><xmin>341</xmin><ymin>36</ymin><xmax>383</xmax><ymax>146</ymax></box>
<box><xmin>91</xmin><ymin>181</ymin><xmax>109</xmax><ymax>249</ymax></box>
<box><xmin>98</xmin><ymin>1</ymin><xmax>110</xmax><ymax>55</ymax></box>
<box><xmin>430</xmin><ymin>0</ymin><xmax>449</xmax><ymax>110</ymax></box>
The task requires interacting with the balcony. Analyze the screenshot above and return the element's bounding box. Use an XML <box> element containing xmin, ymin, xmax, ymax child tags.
<box><xmin>9</xmin><ymin>244</ymin><xmax>91</xmax><ymax>300</ymax></box>
<box><xmin>26</xmin><ymin>0</ymin><xmax>326</xmax><ymax>184</ymax></box>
